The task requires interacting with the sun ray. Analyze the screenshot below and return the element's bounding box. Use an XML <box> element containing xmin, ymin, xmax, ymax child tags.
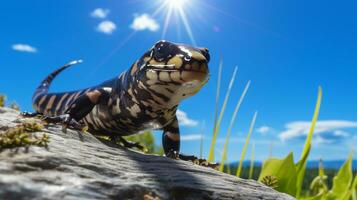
<box><xmin>152</xmin><ymin>1</ymin><xmax>169</xmax><ymax>17</ymax></box>
<box><xmin>175</xmin><ymin>11</ymin><xmax>182</xmax><ymax>41</ymax></box>
<box><xmin>199</xmin><ymin>2</ymin><xmax>283</xmax><ymax>38</ymax></box>
<box><xmin>177</xmin><ymin>6</ymin><xmax>196</xmax><ymax>45</ymax></box>
<box><xmin>154</xmin><ymin>0</ymin><xmax>197</xmax><ymax>44</ymax></box>
<box><xmin>86</xmin><ymin>31</ymin><xmax>137</xmax><ymax>80</ymax></box>
<box><xmin>90</xmin><ymin>0</ymin><xmax>203</xmax><ymax>79</ymax></box>
<box><xmin>161</xmin><ymin>3</ymin><xmax>174</xmax><ymax>39</ymax></box>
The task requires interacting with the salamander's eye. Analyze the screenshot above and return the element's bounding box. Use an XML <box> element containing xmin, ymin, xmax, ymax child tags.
<box><xmin>154</xmin><ymin>42</ymin><xmax>172</xmax><ymax>61</ymax></box>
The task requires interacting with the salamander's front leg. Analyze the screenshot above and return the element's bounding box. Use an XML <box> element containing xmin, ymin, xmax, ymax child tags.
<box><xmin>21</xmin><ymin>111</ymin><xmax>42</xmax><ymax>118</ymax></box>
<box><xmin>163</xmin><ymin>117</ymin><xmax>197</xmax><ymax>161</ymax></box>
<box><xmin>162</xmin><ymin>116</ymin><xmax>219</xmax><ymax>169</ymax></box>
<box><xmin>43</xmin><ymin>88</ymin><xmax>110</xmax><ymax>131</ymax></box>
<box><xmin>162</xmin><ymin>117</ymin><xmax>180</xmax><ymax>158</ymax></box>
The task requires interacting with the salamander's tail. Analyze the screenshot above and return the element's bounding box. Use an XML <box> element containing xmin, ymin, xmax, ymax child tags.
<box><xmin>32</xmin><ymin>60</ymin><xmax>83</xmax><ymax>104</ymax></box>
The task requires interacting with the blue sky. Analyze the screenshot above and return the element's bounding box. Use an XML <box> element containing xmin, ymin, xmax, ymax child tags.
<box><xmin>1</xmin><ymin>0</ymin><xmax>357</xmax><ymax>163</ymax></box>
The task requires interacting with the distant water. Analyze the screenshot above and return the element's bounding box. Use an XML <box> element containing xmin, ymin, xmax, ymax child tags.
<box><xmin>228</xmin><ymin>160</ymin><xmax>357</xmax><ymax>170</ymax></box>
<box><xmin>306</xmin><ymin>160</ymin><xmax>357</xmax><ymax>169</ymax></box>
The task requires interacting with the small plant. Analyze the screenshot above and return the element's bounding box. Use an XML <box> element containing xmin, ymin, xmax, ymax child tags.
<box><xmin>323</xmin><ymin>153</ymin><xmax>354</xmax><ymax>200</ymax></box>
<box><xmin>309</xmin><ymin>159</ymin><xmax>328</xmax><ymax>196</ymax></box>
<box><xmin>258</xmin><ymin>87</ymin><xmax>322</xmax><ymax>197</ymax></box>
<box><xmin>10</xmin><ymin>101</ymin><xmax>20</xmax><ymax>111</ymax></box>
<box><xmin>0</xmin><ymin>94</ymin><xmax>6</xmax><ymax>107</ymax></box>
<box><xmin>0</xmin><ymin>122</ymin><xmax>49</xmax><ymax>151</ymax></box>
<box><xmin>261</xmin><ymin>175</ymin><xmax>279</xmax><ymax>189</ymax></box>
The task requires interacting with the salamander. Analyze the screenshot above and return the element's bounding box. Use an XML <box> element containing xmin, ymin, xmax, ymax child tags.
<box><xmin>26</xmin><ymin>40</ymin><xmax>210</xmax><ymax>158</ymax></box>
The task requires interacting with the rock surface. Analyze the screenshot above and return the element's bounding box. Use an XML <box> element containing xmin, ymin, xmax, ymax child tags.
<box><xmin>0</xmin><ymin>107</ymin><xmax>295</xmax><ymax>200</ymax></box>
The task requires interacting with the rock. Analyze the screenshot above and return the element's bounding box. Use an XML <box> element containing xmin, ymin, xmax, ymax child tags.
<box><xmin>0</xmin><ymin>107</ymin><xmax>295</xmax><ymax>200</ymax></box>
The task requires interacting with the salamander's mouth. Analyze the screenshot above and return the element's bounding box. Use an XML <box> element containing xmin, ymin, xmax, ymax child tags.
<box><xmin>146</xmin><ymin>64</ymin><xmax>209</xmax><ymax>74</ymax></box>
<box><xmin>145</xmin><ymin>64</ymin><xmax>209</xmax><ymax>84</ymax></box>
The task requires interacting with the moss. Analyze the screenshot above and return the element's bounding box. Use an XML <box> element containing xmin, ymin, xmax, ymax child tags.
<box><xmin>0</xmin><ymin>122</ymin><xmax>49</xmax><ymax>151</ymax></box>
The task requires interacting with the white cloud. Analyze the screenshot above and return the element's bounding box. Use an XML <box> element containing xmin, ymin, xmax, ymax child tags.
<box><xmin>313</xmin><ymin>135</ymin><xmax>334</xmax><ymax>145</ymax></box>
<box><xmin>256</xmin><ymin>126</ymin><xmax>272</xmax><ymax>135</ymax></box>
<box><xmin>96</xmin><ymin>21</ymin><xmax>116</xmax><ymax>34</ymax></box>
<box><xmin>279</xmin><ymin>120</ymin><xmax>357</xmax><ymax>141</ymax></box>
<box><xmin>12</xmin><ymin>44</ymin><xmax>37</xmax><ymax>53</ymax></box>
<box><xmin>181</xmin><ymin>134</ymin><xmax>203</xmax><ymax>141</ymax></box>
<box><xmin>91</xmin><ymin>8</ymin><xmax>110</xmax><ymax>19</ymax></box>
<box><xmin>176</xmin><ymin>110</ymin><xmax>198</xmax><ymax>127</ymax></box>
<box><xmin>333</xmin><ymin>130</ymin><xmax>350</xmax><ymax>137</ymax></box>
<box><xmin>216</xmin><ymin>137</ymin><xmax>275</xmax><ymax>145</ymax></box>
<box><xmin>130</xmin><ymin>14</ymin><xmax>159</xmax><ymax>32</ymax></box>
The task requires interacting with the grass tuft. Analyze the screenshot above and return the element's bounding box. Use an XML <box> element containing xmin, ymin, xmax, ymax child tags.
<box><xmin>208</xmin><ymin>66</ymin><xmax>238</xmax><ymax>162</ymax></box>
<box><xmin>236</xmin><ymin>111</ymin><xmax>258</xmax><ymax>177</ymax></box>
<box><xmin>208</xmin><ymin>60</ymin><xmax>223</xmax><ymax>162</ymax></box>
<box><xmin>219</xmin><ymin>80</ymin><xmax>251</xmax><ymax>171</ymax></box>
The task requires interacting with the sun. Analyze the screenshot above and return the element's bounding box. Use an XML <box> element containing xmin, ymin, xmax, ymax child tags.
<box><xmin>165</xmin><ymin>0</ymin><xmax>188</xmax><ymax>9</ymax></box>
<box><xmin>154</xmin><ymin>0</ymin><xmax>196</xmax><ymax>45</ymax></box>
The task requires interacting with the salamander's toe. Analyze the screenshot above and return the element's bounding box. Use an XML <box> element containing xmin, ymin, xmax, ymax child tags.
<box><xmin>21</xmin><ymin>111</ymin><xmax>42</xmax><ymax>118</ymax></box>
<box><xmin>112</xmin><ymin>136</ymin><xmax>146</xmax><ymax>152</ymax></box>
<box><xmin>165</xmin><ymin>150</ymin><xmax>180</xmax><ymax>159</ymax></box>
<box><xmin>178</xmin><ymin>154</ymin><xmax>220</xmax><ymax>170</ymax></box>
<box><xmin>41</xmin><ymin>114</ymin><xmax>86</xmax><ymax>133</ymax></box>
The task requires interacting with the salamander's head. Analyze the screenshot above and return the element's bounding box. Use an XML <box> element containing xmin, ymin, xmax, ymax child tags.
<box><xmin>131</xmin><ymin>40</ymin><xmax>210</xmax><ymax>107</ymax></box>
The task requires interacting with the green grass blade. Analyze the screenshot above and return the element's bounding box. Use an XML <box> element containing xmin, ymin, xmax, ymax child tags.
<box><xmin>219</xmin><ymin>81</ymin><xmax>251</xmax><ymax>171</ymax></box>
<box><xmin>214</xmin><ymin>59</ymin><xmax>223</xmax><ymax>127</ymax></box>
<box><xmin>199</xmin><ymin>121</ymin><xmax>205</xmax><ymax>159</ymax></box>
<box><xmin>236</xmin><ymin>111</ymin><xmax>258</xmax><ymax>177</ymax></box>
<box><xmin>319</xmin><ymin>159</ymin><xmax>325</xmax><ymax>178</ymax></box>
<box><xmin>301</xmin><ymin>87</ymin><xmax>322</xmax><ymax>159</ymax></box>
<box><xmin>249</xmin><ymin>142</ymin><xmax>255</xmax><ymax>179</ymax></box>
<box><xmin>226</xmin><ymin>164</ymin><xmax>232</xmax><ymax>175</ymax></box>
<box><xmin>209</xmin><ymin>59</ymin><xmax>223</xmax><ymax>161</ymax></box>
<box><xmin>352</xmin><ymin>173</ymin><xmax>357</xmax><ymax>200</ymax></box>
<box><xmin>208</xmin><ymin>66</ymin><xmax>238</xmax><ymax>162</ymax></box>
<box><xmin>296</xmin><ymin>86</ymin><xmax>323</xmax><ymax>197</ymax></box>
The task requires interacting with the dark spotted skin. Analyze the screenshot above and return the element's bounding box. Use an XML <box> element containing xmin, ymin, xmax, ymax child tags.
<box><xmin>31</xmin><ymin>40</ymin><xmax>210</xmax><ymax>156</ymax></box>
